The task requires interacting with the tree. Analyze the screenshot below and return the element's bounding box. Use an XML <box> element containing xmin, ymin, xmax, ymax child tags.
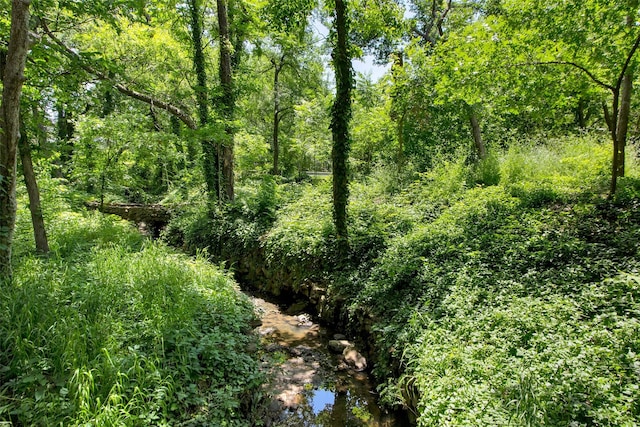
<box><xmin>188</xmin><ymin>0</ymin><xmax>220</xmax><ymax>202</ymax></box>
<box><xmin>18</xmin><ymin>119</ymin><xmax>49</xmax><ymax>254</ymax></box>
<box><xmin>406</xmin><ymin>0</ymin><xmax>491</xmax><ymax>160</ymax></box>
<box><xmin>0</xmin><ymin>0</ymin><xmax>31</xmax><ymax>279</ymax></box>
<box><xmin>330</xmin><ymin>0</ymin><xmax>353</xmax><ymax>256</ymax></box>
<box><xmin>217</xmin><ymin>0</ymin><xmax>235</xmax><ymax>201</ymax></box>
<box><xmin>500</xmin><ymin>0</ymin><xmax>640</xmax><ymax>195</ymax></box>
<box><xmin>271</xmin><ymin>52</ymin><xmax>285</xmax><ymax>176</ymax></box>
<box><xmin>261</xmin><ymin>0</ymin><xmax>317</xmax><ymax>175</ymax></box>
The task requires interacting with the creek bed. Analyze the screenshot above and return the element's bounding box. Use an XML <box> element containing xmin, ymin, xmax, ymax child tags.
<box><xmin>247</xmin><ymin>292</ymin><xmax>409</xmax><ymax>427</ymax></box>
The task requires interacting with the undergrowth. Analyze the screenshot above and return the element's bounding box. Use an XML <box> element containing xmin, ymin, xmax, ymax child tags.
<box><xmin>167</xmin><ymin>133</ymin><xmax>640</xmax><ymax>426</ymax></box>
<box><xmin>1</xmin><ymin>188</ymin><xmax>263</xmax><ymax>426</ymax></box>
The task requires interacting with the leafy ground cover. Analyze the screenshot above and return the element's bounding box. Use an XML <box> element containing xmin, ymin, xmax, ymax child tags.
<box><xmin>171</xmin><ymin>133</ymin><xmax>640</xmax><ymax>426</ymax></box>
<box><xmin>1</xmin><ymin>185</ymin><xmax>264</xmax><ymax>426</ymax></box>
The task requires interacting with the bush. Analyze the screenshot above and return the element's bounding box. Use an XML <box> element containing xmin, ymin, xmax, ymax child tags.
<box><xmin>1</xmin><ymin>211</ymin><xmax>262</xmax><ymax>426</ymax></box>
<box><xmin>401</xmin><ymin>273</ymin><xmax>640</xmax><ymax>426</ymax></box>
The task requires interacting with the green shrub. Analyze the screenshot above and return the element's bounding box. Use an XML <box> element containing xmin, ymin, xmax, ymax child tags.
<box><xmin>263</xmin><ymin>181</ymin><xmax>334</xmax><ymax>268</ymax></box>
<box><xmin>400</xmin><ymin>273</ymin><xmax>640</xmax><ymax>426</ymax></box>
<box><xmin>1</xmin><ymin>212</ymin><xmax>262</xmax><ymax>426</ymax></box>
<box><xmin>469</xmin><ymin>153</ymin><xmax>501</xmax><ymax>186</ymax></box>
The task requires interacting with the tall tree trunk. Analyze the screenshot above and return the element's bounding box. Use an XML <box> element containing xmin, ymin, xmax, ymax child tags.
<box><xmin>396</xmin><ymin>111</ymin><xmax>405</xmax><ymax>168</ymax></box>
<box><xmin>610</xmin><ymin>9</ymin><xmax>638</xmax><ymax>194</ymax></box>
<box><xmin>56</xmin><ymin>105</ymin><xmax>74</xmax><ymax>172</ymax></box>
<box><xmin>18</xmin><ymin>125</ymin><xmax>49</xmax><ymax>254</ymax></box>
<box><xmin>0</xmin><ymin>0</ymin><xmax>31</xmax><ymax>279</ymax></box>
<box><xmin>468</xmin><ymin>105</ymin><xmax>486</xmax><ymax>160</ymax></box>
<box><xmin>217</xmin><ymin>0</ymin><xmax>235</xmax><ymax>201</ymax></box>
<box><xmin>272</xmin><ymin>57</ymin><xmax>284</xmax><ymax>176</ymax></box>
<box><xmin>189</xmin><ymin>0</ymin><xmax>220</xmax><ymax>203</ymax></box>
<box><xmin>609</xmin><ymin>90</ymin><xmax>621</xmax><ymax>196</ymax></box>
<box><xmin>575</xmin><ymin>98</ymin><xmax>587</xmax><ymax>129</ymax></box>
<box><xmin>390</xmin><ymin>51</ymin><xmax>405</xmax><ymax>169</ymax></box>
<box><xmin>330</xmin><ymin>0</ymin><xmax>352</xmax><ymax>257</ymax></box>
<box><xmin>616</xmin><ymin>70</ymin><xmax>632</xmax><ymax>177</ymax></box>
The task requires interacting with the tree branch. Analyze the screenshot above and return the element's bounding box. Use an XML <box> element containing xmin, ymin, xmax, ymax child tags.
<box><xmin>436</xmin><ymin>0</ymin><xmax>452</xmax><ymax>37</ymax></box>
<box><xmin>520</xmin><ymin>60</ymin><xmax>615</xmax><ymax>92</ymax></box>
<box><xmin>616</xmin><ymin>30</ymin><xmax>640</xmax><ymax>90</ymax></box>
<box><xmin>40</xmin><ymin>20</ymin><xmax>198</xmax><ymax>129</ymax></box>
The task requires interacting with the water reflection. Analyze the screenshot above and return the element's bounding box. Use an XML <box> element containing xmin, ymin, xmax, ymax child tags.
<box><xmin>289</xmin><ymin>386</ymin><xmax>403</xmax><ymax>427</ymax></box>
<box><xmin>248</xmin><ymin>293</ymin><xmax>409</xmax><ymax>427</ymax></box>
<box><xmin>310</xmin><ymin>388</ymin><xmax>335</xmax><ymax>415</ymax></box>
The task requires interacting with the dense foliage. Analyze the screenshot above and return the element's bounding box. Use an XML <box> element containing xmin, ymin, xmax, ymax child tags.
<box><xmin>0</xmin><ymin>181</ymin><xmax>263</xmax><ymax>426</ymax></box>
<box><xmin>2</xmin><ymin>0</ymin><xmax>640</xmax><ymax>425</ymax></box>
<box><xmin>171</xmin><ymin>135</ymin><xmax>640</xmax><ymax>425</ymax></box>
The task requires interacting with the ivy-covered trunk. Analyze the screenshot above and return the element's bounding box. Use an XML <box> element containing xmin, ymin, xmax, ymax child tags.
<box><xmin>272</xmin><ymin>57</ymin><xmax>284</xmax><ymax>176</ymax></box>
<box><xmin>0</xmin><ymin>0</ymin><xmax>31</xmax><ymax>279</ymax></box>
<box><xmin>217</xmin><ymin>0</ymin><xmax>235</xmax><ymax>201</ymax></box>
<box><xmin>189</xmin><ymin>0</ymin><xmax>220</xmax><ymax>203</ymax></box>
<box><xmin>330</xmin><ymin>0</ymin><xmax>352</xmax><ymax>257</ymax></box>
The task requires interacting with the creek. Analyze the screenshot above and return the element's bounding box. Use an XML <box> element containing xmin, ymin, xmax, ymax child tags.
<box><xmin>246</xmin><ymin>292</ymin><xmax>410</xmax><ymax>427</ymax></box>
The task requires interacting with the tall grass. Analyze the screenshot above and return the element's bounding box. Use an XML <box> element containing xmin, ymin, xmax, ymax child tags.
<box><xmin>1</xmin><ymin>191</ymin><xmax>262</xmax><ymax>426</ymax></box>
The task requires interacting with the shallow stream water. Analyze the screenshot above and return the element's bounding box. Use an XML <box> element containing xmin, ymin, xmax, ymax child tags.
<box><xmin>247</xmin><ymin>293</ymin><xmax>409</xmax><ymax>427</ymax></box>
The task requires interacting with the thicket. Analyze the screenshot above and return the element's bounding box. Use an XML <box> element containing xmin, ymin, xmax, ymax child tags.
<box><xmin>170</xmin><ymin>133</ymin><xmax>640</xmax><ymax>426</ymax></box>
<box><xmin>0</xmin><ymin>180</ymin><xmax>264</xmax><ymax>426</ymax></box>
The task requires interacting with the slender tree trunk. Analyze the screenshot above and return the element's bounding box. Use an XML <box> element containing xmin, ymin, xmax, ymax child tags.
<box><xmin>273</xmin><ymin>111</ymin><xmax>280</xmax><ymax>176</ymax></box>
<box><xmin>0</xmin><ymin>0</ymin><xmax>30</xmax><ymax>279</ymax></box>
<box><xmin>189</xmin><ymin>0</ymin><xmax>220</xmax><ymax>203</ymax></box>
<box><xmin>616</xmin><ymin>70</ymin><xmax>632</xmax><ymax>177</ymax></box>
<box><xmin>609</xmin><ymin>90</ymin><xmax>621</xmax><ymax>196</ymax></box>
<box><xmin>609</xmin><ymin>10</ymin><xmax>637</xmax><ymax>195</ymax></box>
<box><xmin>217</xmin><ymin>0</ymin><xmax>235</xmax><ymax>201</ymax></box>
<box><xmin>272</xmin><ymin>58</ymin><xmax>284</xmax><ymax>176</ymax></box>
<box><xmin>397</xmin><ymin>111</ymin><xmax>405</xmax><ymax>169</ymax></box>
<box><xmin>575</xmin><ymin>98</ymin><xmax>587</xmax><ymax>129</ymax></box>
<box><xmin>468</xmin><ymin>106</ymin><xmax>486</xmax><ymax>160</ymax></box>
<box><xmin>330</xmin><ymin>0</ymin><xmax>352</xmax><ymax>257</ymax></box>
<box><xmin>18</xmin><ymin>126</ymin><xmax>49</xmax><ymax>254</ymax></box>
<box><xmin>56</xmin><ymin>105</ymin><xmax>74</xmax><ymax>173</ymax></box>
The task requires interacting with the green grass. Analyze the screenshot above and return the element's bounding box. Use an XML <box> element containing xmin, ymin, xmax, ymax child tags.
<box><xmin>1</xmin><ymin>192</ymin><xmax>263</xmax><ymax>426</ymax></box>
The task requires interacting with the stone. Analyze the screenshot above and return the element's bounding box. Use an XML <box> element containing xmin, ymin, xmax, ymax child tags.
<box><xmin>285</xmin><ymin>301</ymin><xmax>308</xmax><ymax>315</ymax></box>
<box><xmin>343</xmin><ymin>346</ymin><xmax>367</xmax><ymax>371</ymax></box>
<box><xmin>333</xmin><ymin>333</ymin><xmax>347</xmax><ymax>341</ymax></box>
<box><xmin>309</xmin><ymin>285</ymin><xmax>326</xmax><ymax>303</ymax></box>
<box><xmin>265</xmin><ymin>343</ymin><xmax>283</xmax><ymax>353</ymax></box>
<box><xmin>328</xmin><ymin>339</ymin><xmax>351</xmax><ymax>353</ymax></box>
<box><xmin>296</xmin><ymin>313</ymin><xmax>313</xmax><ymax>327</ymax></box>
<box><xmin>260</xmin><ymin>327</ymin><xmax>277</xmax><ymax>336</ymax></box>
